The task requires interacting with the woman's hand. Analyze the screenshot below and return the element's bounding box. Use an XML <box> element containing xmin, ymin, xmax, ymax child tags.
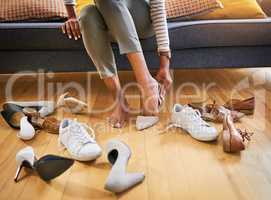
<box><xmin>62</xmin><ymin>17</ymin><xmax>81</xmax><ymax>40</ymax></box>
<box><xmin>62</xmin><ymin>5</ymin><xmax>81</xmax><ymax>40</ymax></box>
<box><xmin>156</xmin><ymin>55</ymin><xmax>173</xmax><ymax>92</ymax></box>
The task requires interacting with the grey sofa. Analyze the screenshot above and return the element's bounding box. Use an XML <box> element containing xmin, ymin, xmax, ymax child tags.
<box><xmin>0</xmin><ymin>0</ymin><xmax>271</xmax><ymax>74</ymax></box>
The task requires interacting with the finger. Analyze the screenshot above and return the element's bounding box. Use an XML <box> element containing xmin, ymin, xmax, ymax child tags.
<box><xmin>69</xmin><ymin>21</ymin><xmax>78</xmax><ymax>40</ymax></box>
<box><xmin>65</xmin><ymin>23</ymin><xmax>72</xmax><ymax>39</ymax></box>
<box><xmin>72</xmin><ymin>21</ymin><xmax>80</xmax><ymax>40</ymax></box>
<box><xmin>74</xmin><ymin>22</ymin><xmax>81</xmax><ymax>39</ymax></box>
<box><xmin>61</xmin><ymin>24</ymin><xmax>66</xmax><ymax>34</ymax></box>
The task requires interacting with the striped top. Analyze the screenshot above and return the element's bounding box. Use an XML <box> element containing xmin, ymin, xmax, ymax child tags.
<box><xmin>64</xmin><ymin>0</ymin><xmax>170</xmax><ymax>52</ymax></box>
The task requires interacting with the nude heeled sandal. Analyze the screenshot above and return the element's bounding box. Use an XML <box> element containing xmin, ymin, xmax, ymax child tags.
<box><xmin>57</xmin><ymin>92</ymin><xmax>87</xmax><ymax>113</ymax></box>
<box><xmin>188</xmin><ymin>100</ymin><xmax>244</xmax><ymax>123</ymax></box>
<box><xmin>136</xmin><ymin>82</ymin><xmax>163</xmax><ymax>130</ymax></box>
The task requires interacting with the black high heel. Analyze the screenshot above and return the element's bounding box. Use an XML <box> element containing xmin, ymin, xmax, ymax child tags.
<box><xmin>1</xmin><ymin>103</ymin><xmax>26</xmax><ymax>129</ymax></box>
<box><xmin>14</xmin><ymin>146</ymin><xmax>74</xmax><ymax>182</ymax></box>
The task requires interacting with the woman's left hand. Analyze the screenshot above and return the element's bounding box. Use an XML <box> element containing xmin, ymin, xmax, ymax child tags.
<box><xmin>156</xmin><ymin>55</ymin><xmax>173</xmax><ymax>92</ymax></box>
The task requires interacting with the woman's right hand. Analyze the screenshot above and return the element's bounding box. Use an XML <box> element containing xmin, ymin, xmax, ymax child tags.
<box><xmin>62</xmin><ymin>17</ymin><xmax>81</xmax><ymax>40</ymax></box>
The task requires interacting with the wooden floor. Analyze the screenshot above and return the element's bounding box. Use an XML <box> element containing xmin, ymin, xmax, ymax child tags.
<box><xmin>0</xmin><ymin>68</ymin><xmax>271</xmax><ymax>200</ymax></box>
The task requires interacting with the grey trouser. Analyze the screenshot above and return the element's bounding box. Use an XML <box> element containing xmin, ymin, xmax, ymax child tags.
<box><xmin>79</xmin><ymin>0</ymin><xmax>154</xmax><ymax>78</ymax></box>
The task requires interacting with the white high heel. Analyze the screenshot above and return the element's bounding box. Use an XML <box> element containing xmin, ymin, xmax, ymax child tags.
<box><xmin>18</xmin><ymin>117</ymin><xmax>36</xmax><ymax>140</ymax></box>
<box><xmin>104</xmin><ymin>139</ymin><xmax>145</xmax><ymax>193</ymax></box>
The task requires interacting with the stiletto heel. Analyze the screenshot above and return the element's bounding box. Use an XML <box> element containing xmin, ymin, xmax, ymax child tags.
<box><xmin>14</xmin><ymin>160</ymin><xmax>33</xmax><ymax>182</ymax></box>
<box><xmin>14</xmin><ymin>164</ymin><xmax>24</xmax><ymax>182</ymax></box>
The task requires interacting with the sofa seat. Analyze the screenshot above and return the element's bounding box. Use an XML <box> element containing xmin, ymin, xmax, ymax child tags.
<box><xmin>1</xmin><ymin>15</ymin><xmax>271</xmax><ymax>73</ymax></box>
<box><xmin>0</xmin><ymin>18</ymin><xmax>271</xmax><ymax>51</ymax></box>
<box><xmin>165</xmin><ymin>18</ymin><xmax>271</xmax><ymax>50</ymax></box>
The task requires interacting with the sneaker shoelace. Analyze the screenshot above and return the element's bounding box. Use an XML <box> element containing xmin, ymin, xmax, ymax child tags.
<box><xmin>185</xmin><ymin>107</ymin><xmax>210</xmax><ymax>127</ymax></box>
<box><xmin>70</xmin><ymin>122</ymin><xmax>95</xmax><ymax>145</ymax></box>
<box><xmin>80</xmin><ymin>123</ymin><xmax>96</xmax><ymax>140</ymax></box>
<box><xmin>69</xmin><ymin>122</ymin><xmax>96</xmax><ymax>154</ymax></box>
<box><xmin>59</xmin><ymin>120</ymin><xmax>96</xmax><ymax>151</ymax></box>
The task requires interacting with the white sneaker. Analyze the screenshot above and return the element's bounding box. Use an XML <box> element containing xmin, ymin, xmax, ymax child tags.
<box><xmin>169</xmin><ymin>104</ymin><xmax>218</xmax><ymax>141</ymax></box>
<box><xmin>59</xmin><ymin>119</ymin><xmax>102</xmax><ymax>161</ymax></box>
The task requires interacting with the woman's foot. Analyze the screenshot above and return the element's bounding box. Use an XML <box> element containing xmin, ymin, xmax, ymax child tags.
<box><xmin>141</xmin><ymin>78</ymin><xmax>160</xmax><ymax>116</ymax></box>
<box><xmin>108</xmin><ymin>94</ymin><xmax>129</xmax><ymax>128</ymax></box>
<box><xmin>102</xmin><ymin>76</ymin><xmax>129</xmax><ymax>128</ymax></box>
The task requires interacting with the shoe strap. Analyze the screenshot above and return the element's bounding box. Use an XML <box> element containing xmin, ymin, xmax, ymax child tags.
<box><xmin>158</xmin><ymin>123</ymin><xmax>177</xmax><ymax>134</ymax></box>
<box><xmin>237</xmin><ymin>129</ymin><xmax>253</xmax><ymax>142</ymax></box>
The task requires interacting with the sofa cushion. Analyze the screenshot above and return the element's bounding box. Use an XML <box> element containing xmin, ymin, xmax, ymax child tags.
<box><xmin>76</xmin><ymin>0</ymin><xmax>94</xmax><ymax>15</ymax></box>
<box><xmin>194</xmin><ymin>0</ymin><xmax>267</xmax><ymax>20</ymax></box>
<box><xmin>0</xmin><ymin>18</ymin><xmax>271</xmax><ymax>51</ymax></box>
<box><xmin>0</xmin><ymin>0</ymin><xmax>67</xmax><ymax>22</ymax></box>
<box><xmin>166</xmin><ymin>0</ymin><xmax>223</xmax><ymax>21</ymax></box>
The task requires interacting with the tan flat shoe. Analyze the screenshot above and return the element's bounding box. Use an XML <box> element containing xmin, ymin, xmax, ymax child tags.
<box><xmin>224</xmin><ymin>97</ymin><xmax>255</xmax><ymax>115</ymax></box>
<box><xmin>223</xmin><ymin>115</ymin><xmax>253</xmax><ymax>153</ymax></box>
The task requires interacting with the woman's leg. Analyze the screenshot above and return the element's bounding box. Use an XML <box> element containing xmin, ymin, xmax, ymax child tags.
<box><xmin>127</xmin><ymin>52</ymin><xmax>159</xmax><ymax>115</ymax></box>
<box><xmin>79</xmin><ymin>5</ymin><xmax>116</xmax><ymax>79</ymax></box>
<box><xmin>79</xmin><ymin>5</ymin><xmax>128</xmax><ymax>127</ymax></box>
<box><xmin>103</xmin><ymin>76</ymin><xmax>128</xmax><ymax>128</ymax></box>
<box><xmin>95</xmin><ymin>0</ymin><xmax>160</xmax><ymax>115</ymax></box>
